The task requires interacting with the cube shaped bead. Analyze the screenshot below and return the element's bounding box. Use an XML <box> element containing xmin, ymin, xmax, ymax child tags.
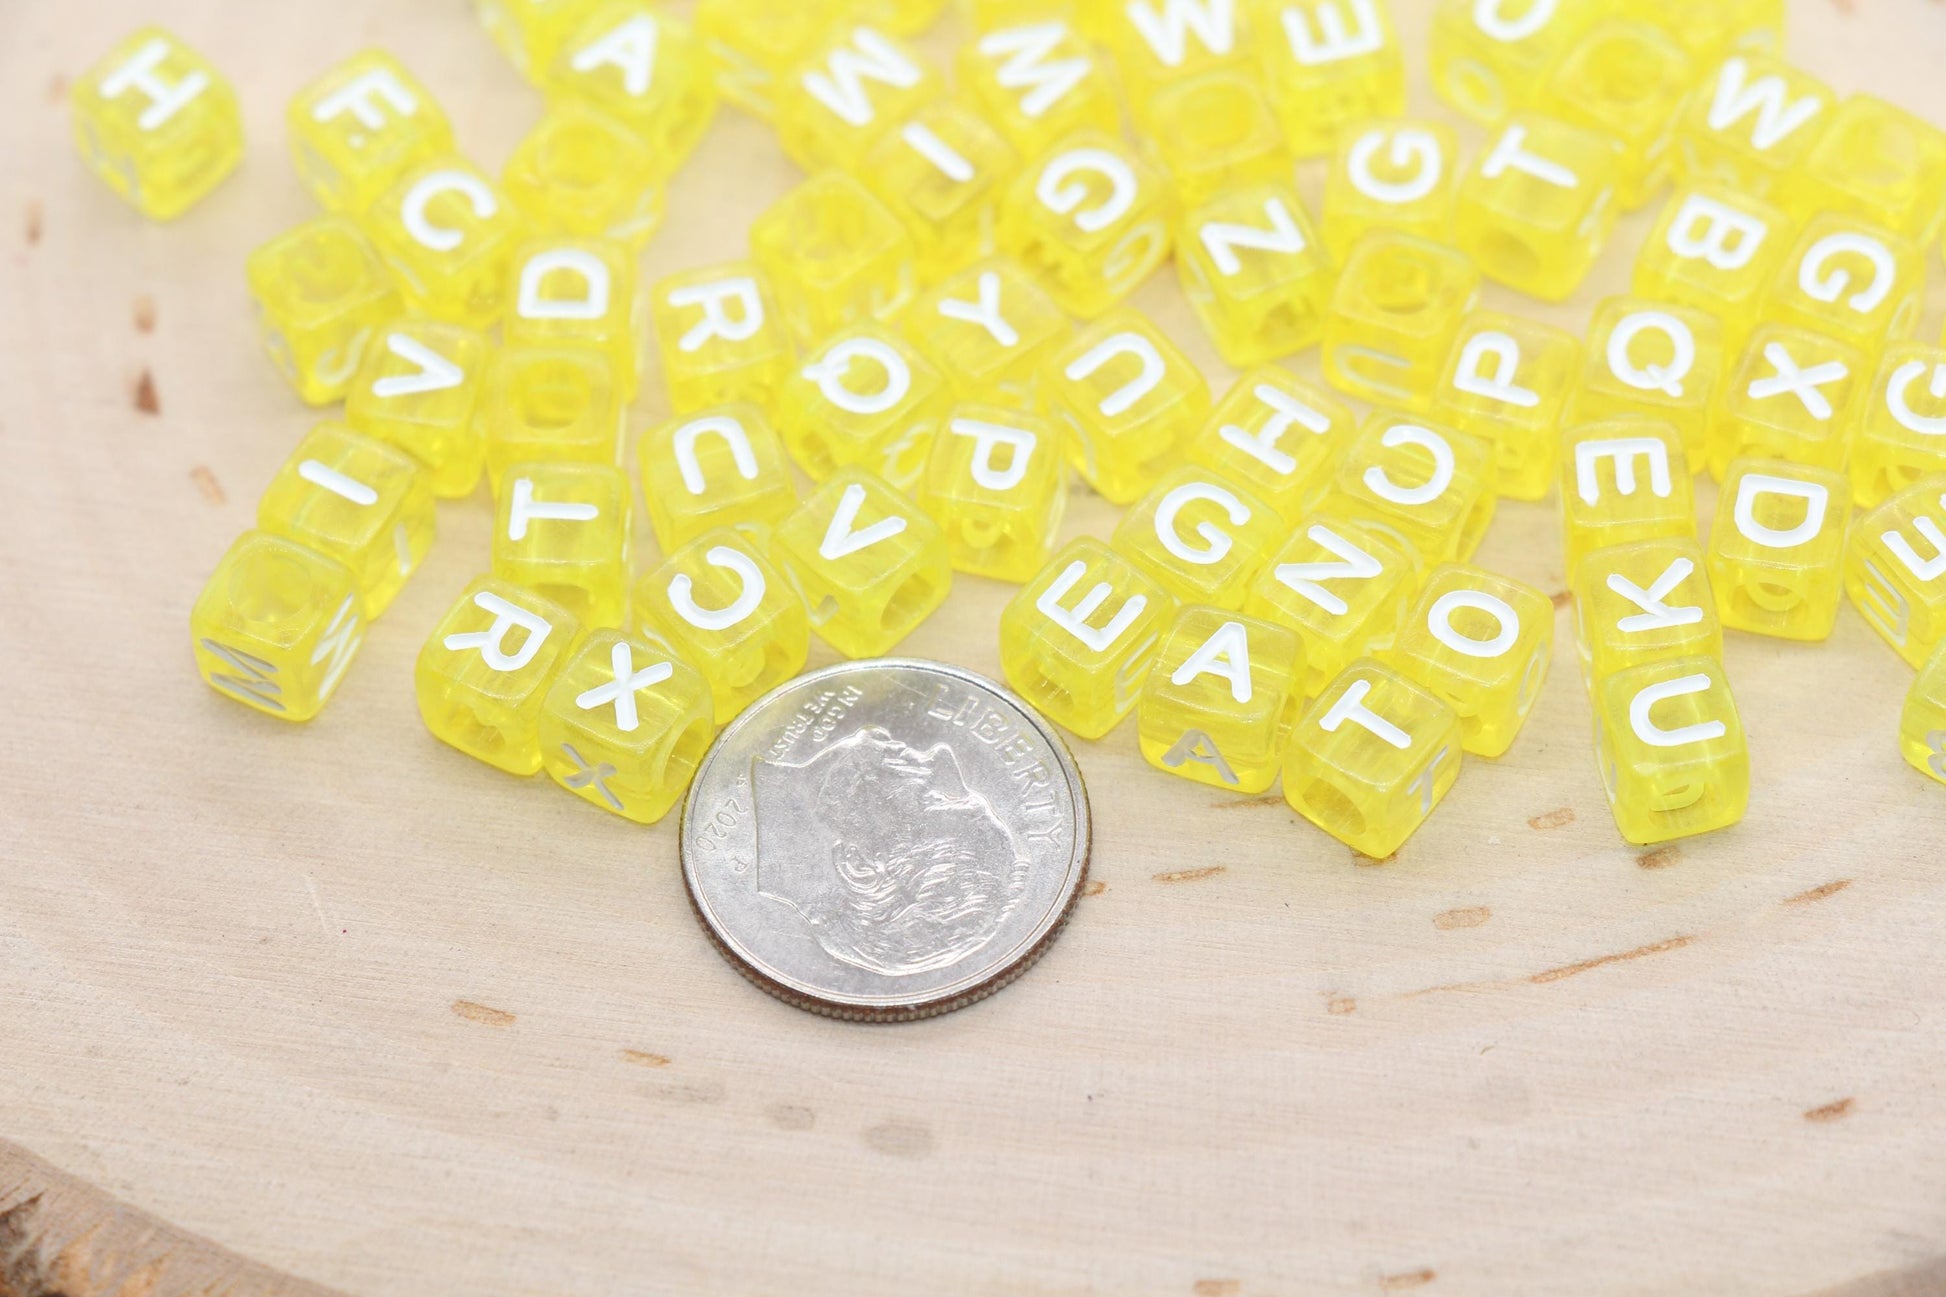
<box><xmin>634</xmin><ymin>529</ymin><xmax>811</xmax><ymax>719</ymax></box>
<box><xmin>1427</xmin><ymin>0</ymin><xmax>1605</xmax><ymax>126</ymax></box>
<box><xmin>416</xmin><ymin>577</ymin><xmax>581</xmax><ymax>775</ymax></box>
<box><xmin>1455</xmin><ymin>113</ymin><xmax>1622</xmax><ymax>302</ymax></box>
<box><xmin>287</xmin><ymin>51</ymin><xmax>454</xmax><ymax>214</ymax></box>
<box><xmin>1576</xmin><ymin>297</ymin><xmax>1725</xmax><ymax>466</ymax></box>
<box><xmin>1138</xmin><ymin>608</ymin><xmax>1305</xmax><ymax>794</ymax></box>
<box><xmin>1000</xmin><ymin>538</ymin><xmax>1177</xmax><ymax>739</ymax></box>
<box><xmin>861</xmin><ymin>101</ymin><xmax>1017</xmax><ymax>283</ymax></box>
<box><xmin>1706</xmin><ymin>459</ymin><xmax>1849</xmax><ymax>642</ymax></box>
<box><xmin>908</xmin><ymin>260</ymin><xmax>1071</xmax><ymax>408</ymax></box>
<box><xmin>478</xmin><ymin>345</ymin><xmax>624</xmax><ymax>493</ymax></box>
<box><xmin>1845</xmin><ymin>476</ymin><xmax>1946</xmax><ymax>669</ymax></box>
<box><xmin>544</xmin><ymin>2</ymin><xmax>717</xmax><ymax>178</ymax></box>
<box><xmin>473</xmin><ymin>0</ymin><xmax>603</xmax><ymax>83</ymax></box>
<box><xmin>492</xmin><ymin>461</ymin><xmax>632</xmax><ymax>629</ymax></box>
<box><xmin>639</xmin><ymin>405</ymin><xmax>799</xmax><ymax>553</ymax></box>
<box><xmin>1184</xmin><ymin>371</ymin><xmax>1354</xmax><ymax>530</ymax></box>
<box><xmin>1776</xmin><ymin>95</ymin><xmax>1946</xmax><ymax>247</ymax></box>
<box><xmin>191</xmin><ymin>531</ymin><xmax>365</xmax><ymax>721</ymax></box>
<box><xmin>854</xmin><ymin>0</ymin><xmax>950</xmax><ymax>35</ymax></box>
<box><xmin>750</xmin><ymin>171</ymin><xmax>919</xmax><ymax>344</ymax></box>
<box><xmin>538</xmin><ymin>629</ymin><xmax>715</xmax><ymax>823</ymax></box>
<box><xmin>1630</xmin><ymin>0</ymin><xmax>1781</xmax><ymax>63</ymax></box>
<box><xmin>72</xmin><ymin>27</ymin><xmax>243</xmax><ymax>220</ymax></box>
<box><xmin>364</xmin><ymin>157</ymin><xmax>526</xmax><ymax>330</ymax></box>
<box><xmin>1250</xmin><ymin>0</ymin><xmax>1406</xmax><ymax>159</ymax></box>
<box><xmin>769</xmin><ymin>470</ymin><xmax>952</xmax><ymax>659</ymax></box>
<box><xmin>1101</xmin><ymin>0</ymin><xmax>1253</xmax><ymax>108</ymax></box>
<box><xmin>1431</xmin><ymin>311</ymin><xmax>1581</xmax><ymax>503</ymax></box>
<box><xmin>1176</xmin><ymin>182</ymin><xmax>1333</xmax><ymax>368</ymax></box>
<box><xmin>1559</xmin><ymin>418</ymin><xmax>1696</xmax><ymax>576</ymax></box>
<box><xmin>1139</xmin><ymin>71</ymin><xmax>1288</xmax><ymax>211</ymax></box>
<box><xmin>1319</xmin><ymin>117</ymin><xmax>1459</xmax><ymax>262</ymax></box>
<box><xmin>692</xmin><ymin>0</ymin><xmax>847</xmax><ymax>119</ymax></box>
<box><xmin>1851</xmin><ymin>343</ymin><xmax>1946</xmax><ymax>509</ymax></box>
<box><xmin>1594</xmin><ymin>655</ymin><xmax>1748</xmax><ymax>846</ymax></box>
<box><xmin>1673</xmin><ymin>55</ymin><xmax>1832</xmax><ymax>198</ymax></box>
<box><xmin>957</xmin><ymin>17</ymin><xmax>1122</xmax><ymax>160</ymax></box>
<box><xmin>1381</xmin><ymin>564</ymin><xmax>1553</xmax><ymax>759</ymax></box>
<box><xmin>257</xmin><ymin>422</ymin><xmax>435</xmax><ymax>618</ymax></box>
<box><xmin>1324</xmin><ymin>413</ymin><xmax>1498</xmax><ymax>566</ymax></box>
<box><xmin>1111</xmin><ymin>466</ymin><xmax>1282</xmax><ymax>610</ymax></box>
<box><xmin>1705</xmin><ymin>323</ymin><xmax>1866</xmax><ymax>481</ymax></box>
<box><xmin>1322</xmin><ymin>231</ymin><xmax>1481</xmax><ymax>412</ymax></box>
<box><xmin>344</xmin><ymin>319</ymin><xmax>490</xmax><ymax>499</ymax></box>
<box><xmin>1573</xmin><ymin>538</ymin><xmax>1723</xmax><ymax>682</ymax></box>
<box><xmin>504</xmin><ymin>237</ymin><xmax>642</xmax><ymax>397</ymax></box>
<box><xmin>1900</xmin><ymin>641</ymin><xmax>1946</xmax><ymax>785</ymax></box>
<box><xmin>1244</xmin><ymin>515</ymin><xmax>1418</xmax><ymax>698</ymax></box>
<box><xmin>649</xmin><ymin>262</ymin><xmax>795</xmax><ymax>415</ymax></box>
<box><xmin>1041</xmin><ymin>311</ymin><xmax>1211</xmax><ymax>505</ymax></box>
<box><xmin>1002</xmin><ymin>131</ymin><xmax>1171</xmax><ymax>318</ymax></box>
<box><xmin>1765</xmin><ymin>216</ymin><xmax>1926</xmax><ymax>359</ymax></box>
<box><xmin>1632</xmin><ymin>186</ymin><xmax>1793</xmax><ymax>356</ymax></box>
<box><xmin>918</xmin><ymin>403</ymin><xmax>1068</xmax><ymax>583</ymax></box>
<box><xmin>246</xmin><ymin>216</ymin><xmax>402</xmax><ymax>406</ymax></box>
<box><xmin>501</xmin><ymin>102</ymin><xmax>664</xmax><ymax>249</ymax></box>
<box><xmin>1538</xmin><ymin>19</ymin><xmax>1694</xmax><ymax>212</ymax></box>
<box><xmin>1283</xmin><ymin>659</ymin><xmax>1462</xmax><ymax>859</ymax></box>
<box><xmin>773</xmin><ymin>24</ymin><xmax>943</xmax><ymax>173</ymax></box>
<box><xmin>777</xmin><ymin>323</ymin><xmax>950</xmax><ymax>489</ymax></box>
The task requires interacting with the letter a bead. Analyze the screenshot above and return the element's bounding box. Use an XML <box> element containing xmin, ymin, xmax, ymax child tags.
<box><xmin>1138</xmin><ymin>608</ymin><xmax>1305</xmax><ymax>795</ymax></box>
<box><xmin>73</xmin><ymin>28</ymin><xmax>243</xmax><ymax>220</ymax></box>
<box><xmin>538</xmin><ymin>629</ymin><xmax>715</xmax><ymax>823</ymax></box>
<box><xmin>416</xmin><ymin>577</ymin><xmax>582</xmax><ymax>775</ymax></box>
<box><xmin>1900</xmin><ymin>641</ymin><xmax>1946</xmax><ymax>785</ymax></box>
<box><xmin>1594</xmin><ymin>655</ymin><xmax>1748</xmax><ymax>845</ymax></box>
<box><xmin>191</xmin><ymin>532</ymin><xmax>365</xmax><ymax>721</ymax></box>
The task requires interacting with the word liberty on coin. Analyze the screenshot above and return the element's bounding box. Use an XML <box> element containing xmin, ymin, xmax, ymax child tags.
<box><xmin>681</xmin><ymin>660</ymin><xmax>1091</xmax><ymax>1021</ymax></box>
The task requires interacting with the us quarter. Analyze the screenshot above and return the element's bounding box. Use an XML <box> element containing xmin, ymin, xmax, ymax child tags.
<box><xmin>680</xmin><ymin>659</ymin><xmax>1091</xmax><ymax>1022</ymax></box>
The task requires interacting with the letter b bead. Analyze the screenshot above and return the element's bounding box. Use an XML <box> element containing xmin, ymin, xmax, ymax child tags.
<box><xmin>74</xmin><ymin>28</ymin><xmax>243</xmax><ymax>219</ymax></box>
<box><xmin>538</xmin><ymin>630</ymin><xmax>715</xmax><ymax>823</ymax></box>
<box><xmin>1138</xmin><ymin>608</ymin><xmax>1305</xmax><ymax>795</ymax></box>
<box><xmin>1594</xmin><ymin>656</ymin><xmax>1748</xmax><ymax>845</ymax></box>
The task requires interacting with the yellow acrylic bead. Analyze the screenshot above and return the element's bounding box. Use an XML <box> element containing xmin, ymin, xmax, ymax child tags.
<box><xmin>861</xmin><ymin>100</ymin><xmax>1018</xmax><ymax>283</ymax></box>
<box><xmin>1427</xmin><ymin>0</ymin><xmax>1604</xmax><ymax>126</ymax></box>
<box><xmin>1041</xmin><ymin>310</ymin><xmax>1210</xmax><ymax>505</ymax></box>
<box><xmin>774</xmin><ymin>23</ymin><xmax>943</xmax><ymax>173</ymax></box>
<box><xmin>1632</xmin><ymin>186</ymin><xmax>1792</xmax><ymax>355</ymax></box>
<box><xmin>362</xmin><ymin>157</ymin><xmax>526</xmax><ymax>330</ymax></box>
<box><xmin>1102</xmin><ymin>0</ymin><xmax>1252</xmax><ymax>108</ymax></box>
<box><xmin>1538</xmin><ymin>19</ymin><xmax>1694</xmax><ymax>212</ymax></box>
<box><xmin>1319</xmin><ymin>118</ymin><xmax>1459</xmax><ymax>263</ymax></box>
<box><xmin>634</xmin><ymin>528</ymin><xmax>811</xmax><ymax>719</ymax></box>
<box><xmin>1455</xmin><ymin>113</ymin><xmax>1622</xmax><ymax>302</ymax></box>
<box><xmin>856</xmin><ymin>0</ymin><xmax>951</xmax><ymax>35</ymax></box>
<box><xmin>1249</xmin><ymin>0</ymin><xmax>1406</xmax><ymax>158</ymax></box>
<box><xmin>1846</xmin><ymin>475</ymin><xmax>1946</xmax><ymax>669</ymax></box>
<box><xmin>73</xmin><ymin>27</ymin><xmax>243</xmax><ymax>220</ymax></box>
<box><xmin>1283</xmin><ymin>658</ymin><xmax>1462</xmax><ymax>859</ymax></box>
<box><xmin>1325</xmin><ymin>412</ymin><xmax>1498</xmax><ymax>566</ymax></box>
<box><xmin>649</xmin><ymin>261</ymin><xmax>795</xmax><ymax>415</ymax></box>
<box><xmin>246</xmin><ymin>216</ymin><xmax>401</xmax><ymax>407</ymax></box>
<box><xmin>504</xmin><ymin>237</ymin><xmax>642</xmax><ymax>398</ymax></box>
<box><xmin>1900</xmin><ymin>641</ymin><xmax>1946</xmax><ymax>785</ymax></box>
<box><xmin>1673</xmin><ymin>55</ymin><xmax>1831</xmax><ymax>199</ymax></box>
<box><xmin>1184</xmin><ymin>368</ymin><xmax>1356</xmax><ymax>527</ymax></box>
<box><xmin>1139</xmin><ymin>71</ymin><xmax>1287</xmax><ymax>212</ymax></box>
<box><xmin>544</xmin><ymin>2</ymin><xmax>717</xmax><ymax>178</ymax></box>
<box><xmin>492</xmin><ymin>461</ymin><xmax>631</xmax><ymax>629</ymax></box>
<box><xmin>918</xmin><ymin>403</ymin><xmax>1069</xmax><ymax>582</ymax></box>
<box><xmin>1777</xmin><ymin>95</ymin><xmax>1946</xmax><ymax>248</ymax></box>
<box><xmin>1573</xmin><ymin>537</ymin><xmax>1722</xmax><ymax>682</ymax></box>
<box><xmin>963</xmin><ymin>0</ymin><xmax>1097</xmax><ymax>31</ymax></box>
<box><xmin>694</xmin><ymin>0</ymin><xmax>848</xmax><ymax>120</ymax></box>
<box><xmin>1559</xmin><ymin>417</ymin><xmax>1697</xmax><ymax>576</ymax></box>
<box><xmin>1432</xmin><ymin>311</ymin><xmax>1581</xmax><ymax>503</ymax></box>
<box><xmin>1176</xmin><ymin>181</ymin><xmax>1333</xmax><ymax>368</ymax></box>
<box><xmin>538</xmin><ymin>629</ymin><xmax>714</xmax><ymax>823</ymax></box>
<box><xmin>1002</xmin><ymin>130</ymin><xmax>1171</xmax><ymax>319</ymax></box>
<box><xmin>751</xmin><ymin>171</ymin><xmax>919</xmax><ymax>344</ymax></box>
<box><xmin>473</xmin><ymin>0</ymin><xmax>602</xmax><ymax>82</ymax></box>
<box><xmin>1852</xmin><ymin>343</ymin><xmax>1946</xmax><ymax>509</ymax></box>
<box><xmin>191</xmin><ymin>531</ymin><xmax>365</xmax><ymax>722</ymax></box>
<box><xmin>344</xmin><ymin>318</ymin><xmax>490</xmax><ymax>499</ymax></box>
<box><xmin>1577</xmin><ymin>297</ymin><xmax>1725</xmax><ymax>466</ymax></box>
<box><xmin>1000</xmin><ymin>537</ymin><xmax>1177</xmax><ymax>739</ymax></box>
<box><xmin>1322</xmin><ymin>231</ymin><xmax>1480</xmax><ymax>411</ymax></box>
<box><xmin>1244</xmin><ymin>514</ymin><xmax>1417</xmax><ymax>698</ymax></box>
<box><xmin>1765</xmin><ymin>215</ymin><xmax>1926</xmax><ymax>359</ymax></box>
<box><xmin>416</xmin><ymin>576</ymin><xmax>581</xmax><ymax>775</ymax></box>
<box><xmin>1706</xmin><ymin>458</ymin><xmax>1849</xmax><ymax>642</ymax></box>
<box><xmin>1138</xmin><ymin>607</ymin><xmax>1305</xmax><ymax>795</ymax></box>
<box><xmin>1629</xmin><ymin>0</ymin><xmax>1780</xmax><ymax>64</ymax></box>
<box><xmin>908</xmin><ymin>260</ymin><xmax>1071</xmax><ymax>407</ymax></box>
<box><xmin>769</xmin><ymin>469</ymin><xmax>952</xmax><ymax>659</ymax></box>
<box><xmin>1381</xmin><ymin>564</ymin><xmax>1553</xmax><ymax>759</ymax></box>
<box><xmin>639</xmin><ymin>404</ymin><xmax>798</xmax><ymax>553</ymax></box>
<box><xmin>257</xmin><ymin>422</ymin><xmax>435</xmax><ymax>618</ymax></box>
<box><xmin>1705</xmin><ymin>323</ymin><xmax>1865</xmax><ymax>481</ymax></box>
<box><xmin>479</xmin><ymin>344</ymin><xmax>624</xmax><ymax>494</ymax></box>
<box><xmin>1111</xmin><ymin>466</ymin><xmax>1281</xmax><ymax>609</ymax></box>
<box><xmin>287</xmin><ymin>51</ymin><xmax>454</xmax><ymax>214</ymax></box>
<box><xmin>957</xmin><ymin>16</ymin><xmax>1122</xmax><ymax>160</ymax></box>
<box><xmin>1593</xmin><ymin>654</ymin><xmax>1748</xmax><ymax>845</ymax></box>
<box><xmin>776</xmin><ymin>322</ymin><xmax>950</xmax><ymax>489</ymax></box>
<box><xmin>501</xmin><ymin>103</ymin><xmax>664</xmax><ymax>249</ymax></box>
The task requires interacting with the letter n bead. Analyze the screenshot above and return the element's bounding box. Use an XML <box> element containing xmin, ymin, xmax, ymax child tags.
<box><xmin>1138</xmin><ymin>608</ymin><xmax>1305</xmax><ymax>795</ymax></box>
<box><xmin>73</xmin><ymin>27</ymin><xmax>243</xmax><ymax>219</ymax></box>
<box><xmin>1706</xmin><ymin>459</ymin><xmax>1848</xmax><ymax>641</ymax></box>
<box><xmin>416</xmin><ymin>577</ymin><xmax>581</xmax><ymax>774</ymax></box>
<box><xmin>538</xmin><ymin>630</ymin><xmax>715</xmax><ymax>823</ymax></box>
<box><xmin>1593</xmin><ymin>656</ymin><xmax>1748</xmax><ymax>846</ymax></box>
<box><xmin>1381</xmin><ymin>565</ymin><xmax>1553</xmax><ymax>758</ymax></box>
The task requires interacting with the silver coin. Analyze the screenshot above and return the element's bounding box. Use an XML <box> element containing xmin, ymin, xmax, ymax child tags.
<box><xmin>680</xmin><ymin>659</ymin><xmax>1091</xmax><ymax>1022</ymax></box>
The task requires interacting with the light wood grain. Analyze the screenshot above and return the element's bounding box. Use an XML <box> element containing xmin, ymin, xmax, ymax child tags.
<box><xmin>3</xmin><ymin>1</ymin><xmax>1946</xmax><ymax>1295</ymax></box>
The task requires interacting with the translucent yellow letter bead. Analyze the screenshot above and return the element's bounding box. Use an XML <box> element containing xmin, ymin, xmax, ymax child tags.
<box><xmin>1138</xmin><ymin>608</ymin><xmax>1304</xmax><ymax>794</ymax></box>
<box><xmin>364</xmin><ymin>158</ymin><xmax>525</xmax><ymax>331</ymax></box>
<box><xmin>1140</xmin><ymin>72</ymin><xmax>1288</xmax><ymax>211</ymax></box>
<box><xmin>1250</xmin><ymin>0</ymin><xmax>1406</xmax><ymax>159</ymax></box>
<box><xmin>288</xmin><ymin>51</ymin><xmax>453</xmax><ymax>214</ymax></box>
<box><xmin>909</xmin><ymin>260</ymin><xmax>1071</xmax><ymax>407</ymax></box>
<box><xmin>257</xmin><ymin>422</ymin><xmax>435</xmax><ymax>618</ymax></box>
<box><xmin>855</xmin><ymin>0</ymin><xmax>950</xmax><ymax>36</ymax></box>
<box><xmin>693</xmin><ymin>0</ymin><xmax>845</xmax><ymax>119</ymax></box>
<box><xmin>1432</xmin><ymin>312</ymin><xmax>1581</xmax><ymax>503</ymax></box>
<box><xmin>1628</xmin><ymin>0</ymin><xmax>1780</xmax><ymax>64</ymax></box>
<box><xmin>1777</xmin><ymin>96</ymin><xmax>1946</xmax><ymax>247</ymax></box>
<box><xmin>1705</xmin><ymin>323</ymin><xmax>1865</xmax><ymax>481</ymax></box>
<box><xmin>1177</xmin><ymin>182</ymin><xmax>1334</xmax><ymax>368</ymax></box>
<box><xmin>1577</xmin><ymin>297</ymin><xmax>1725</xmax><ymax>465</ymax></box>
<box><xmin>1573</xmin><ymin>538</ymin><xmax>1722</xmax><ymax>682</ymax></box>
<box><xmin>1102</xmin><ymin>0</ymin><xmax>1252</xmax><ymax>109</ymax></box>
<box><xmin>1631</xmin><ymin>187</ymin><xmax>1791</xmax><ymax>354</ymax></box>
<box><xmin>1674</xmin><ymin>55</ymin><xmax>1832</xmax><ymax>198</ymax></box>
<box><xmin>474</xmin><ymin>0</ymin><xmax>601</xmax><ymax>82</ymax></box>
<box><xmin>1322</xmin><ymin>232</ymin><xmax>1480</xmax><ymax>412</ymax></box>
<box><xmin>1111</xmin><ymin>466</ymin><xmax>1281</xmax><ymax>609</ymax></box>
<box><xmin>1900</xmin><ymin>641</ymin><xmax>1946</xmax><ymax>785</ymax></box>
<box><xmin>1559</xmin><ymin>417</ymin><xmax>1696</xmax><ymax>575</ymax></box>
<box><xmin>344</xmin><ymin>319</ymin><xmax>489</xmax><ymax>499</ymax></box>
<box><xmin>505</xmin><ymin>238</ymin><xmax>642</xmax><ymax>397</ymax></box>
<box><xmin>774</xmin><ymin>24</ymin><xmax>943</xmax><ymax>173</ymax></box>
<box><xmin>416</xmin><ymin>576</ymin><xmax>581</xmax><ymax>775</ymax></box>
<box><xmin>1319</xmin><ymin>118</ymin><xmax>1459</xmax><ymax>263</ymax></box>
<box><xmin>777</xmin><ymin>323</ymin><xmax>950</xmax><ymax>489</ymax></box>
<box><xmin>1706</xmin><ymin>459</ymin><xmax>1848</xmax><ymax>642</ymax></box>
<box><xmin>492</xmin><ymin>461</ymin><xmax>631</xmax><ymax>629</ymax></box>
<box><xmin>538</xmin><ymin>629</ymin><xmax>714</xmax><ymax>822</ymax></box>
<box><xmin>1282</xmin><ymin>659</ymin><xmax>1461</xmax><ymax>859</ymax></box>
<box><xmin>634</xmin><ymin>528</ymin><xmax>811</xmax><ymax>719</ymax></box>
<box><xmin>1846</xmin><ymin>476</ymin><xmax>1946</xmax><ymax>668</ymax></box>
<box><xmin>649</xmin><ymin>262</ymin><xmax>794</xmax><ymax>414</ymax></box>
<box><xmin>770</xmin><ymin>469</ymin><xmax>952</xmax><ymax>659</ymax></box>
<box><xmin>479</xmin><ymin>345</ymin><xmax>623</xmax><ymax>493</ymax></box>
<box><xmin>501</xmin><ymin>103</ymin><xmax>663</xmax><ymax>249</ymax></box>
<box><xmin>1000</xmin><ymin>538</ymin><xmax>1177</xmax><ymax>739</ymax></box>
<box><xmin>1244</xmin><ymin>515</ymin><xmax>1416</xmax><ymax>697</ymax></box>
<box><xmin>958</xmin><ymin>18</ymin><xmax>1122</xmax><ymax>160</ymax></box>
<box><xmin>1766</xmin><ymin>216</ymin><xmax>1926</xmax><ymax>360</ymax></box>
<box><xmin>918</xmin><ymin>404</ymin><xmax>1068</xmax><ymax>582</ymax></box>
<box><xmin>1538</xmin><ymin>20</ymin><xmax>1694</xmax><ymax>212</ymax></box>
<box><xmin>1594</xmin><ymin>656</ymin><xmax>1748</xmax><ymax>845</ymax></box>
<box><xmin>750</xmin><ymin>171</ymin><xmax>919</xmax><ymax>344</ymax></box>
<box><xmin>1326</xmin><ymin>413</ymin><xmax>1497</xmax><ymax>566</ymax></box>
<box><xmin>639</xmin><ymin>405</ymin><xmax>798</xmax><ymax>552</ymax></box>
<box><xmin>545</xmin><ymin>2</ymin><xmax>717</xmax><ymax>178</ymax></box>
<box><xmin>74</xmin><ymin>28</ymin><xmax>242</xmax><ymax>220</ymax></box>
<box><xmin>246</xmin><ymin>216</ymin><xmax>401</xmax><ymax>407</ymax></box>
<box><xmin>1381</xmin><ymin>565</ymin><xmax>1552</xmax><ymax>758</ymax></box>
<box><xmin>1455</xmin><ymin>114</ymin><xmax>1622</xmax><ymax>302</ymax></box>
<box><xmin>861</xmin><ymin>100</ymin><xmax>1017</xmax><ymax>282</ymax></box>
<box><xmin>1002</xmin><ymin>131</ymin><xmax>1171</xmax><ymax>318</ymax></box>
<box><xmin>1427</xmin><ymin>0</ymin><xmax>1604</xmax><ymax>127</ymax></box>
<box><xmin>1042</xmin><ymin>311</ymin><xmax>1211</xmax><ymax>505</ymax></box>
<box><xmin>1853</xmin><ymin>344</ymin><xmax>1946</xmax><ymax>509</ymax></box>
<box><xmin>191</xmin><ymin>531</ymin><xmax>364</xmax><ymax>722</ymax></box>
<box><xmin>1185</xmin><ymin>369</ymin><xmax>1355</xmax><ymax>527</ymax></box>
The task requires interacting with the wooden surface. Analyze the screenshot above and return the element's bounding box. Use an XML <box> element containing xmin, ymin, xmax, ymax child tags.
<box><xmin>4</xmin><ymin>1</ymin><xmax>1946</xmax><ymax>1294</ymax></box>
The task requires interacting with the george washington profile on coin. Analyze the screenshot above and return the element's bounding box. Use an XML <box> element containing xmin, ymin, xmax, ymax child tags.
<box><xmin>749</xmin><ymin>725</ymin><xmax>1032</xmax><ymax>978</ymax></box>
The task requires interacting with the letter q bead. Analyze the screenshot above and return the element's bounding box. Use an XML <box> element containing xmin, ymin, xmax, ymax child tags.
<box><xmin>1381</xmin><ymin>565</ymin><xmax>1553</xmax><ymax>758</ymax></box>
<box><xmin>416</xmin><ymin>576</ymin><xmax>582</xmax><ymax>775</ymax></box>
<box><xmin>634</xmin><ymin>529</ymin><xmax>810</xmax><ymax>719</ymax></box>
<box><xmin>1594</xmin><ymin>655</ymin><xmax>1748</xmax><ymax>845</ymax></box>
<box><xmin>1576</xmin><ymin>297</ymin><xmax>1724</xmax><ymax>465</ymax></box>
<box><xmin>191</xmin><ymin>531</ymin><xmax>365</xmax><ymax>722</ymax></box>
<box><xmin>1706</xmin><ymin>459</ymin><xmax>1848</xmax><ymax>641</ymax></box>
<box><xmin>1138</xmin><ymin>608</ymin><xmax>1305</xmax><ymax>795</ymax></box>
<box><xmin>538</xmin><ymin>629</ymin><xmax>715</xmax><ymax>823</ymax></box>
<box><xmin>73</xmin><ymin>27</ymin><xmax>243</xmax><ymax>220</ymax></box>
